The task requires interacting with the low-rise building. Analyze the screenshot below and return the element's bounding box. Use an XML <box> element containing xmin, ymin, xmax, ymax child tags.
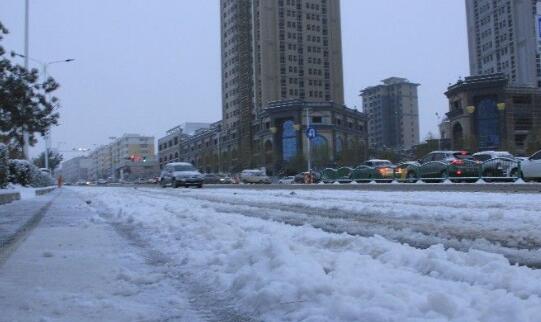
<box><xmin>61</xmin><ymin>156</ymin><xmax>95</xmax><ymax>184</ymax></box>
<box><xmin>89</xmin><ymin>134</ymin><xmax>159</xmax><ymax>181</ymax></box>
<box><xmin>445</xmin><ymin>73</ymin><xmax>541</xmax><ymax>154</ymax></box>
<box><xmin>157</xmin><ymin>126</ymin><xmax>190</xmax><ymax>169</ymax></box>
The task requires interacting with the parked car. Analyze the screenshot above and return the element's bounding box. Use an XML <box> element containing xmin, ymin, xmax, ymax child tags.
<box><xmin>278</xmin><ymin>176</ymin><xmax>295</xmax><ymax>184</ymax></box>
<box><xmin>160</xmin><ymin>162</ymin><xmax>203</xmax><ymax>188</ymax></box>
<box><xmin>396</xmin><ymin>151</ymin><xmax>479</xmax><ymax>183</ymax></box>
<box><xmin>203</xmin><ymin>173</ymin><xmax>222</xmax><ymax>184</ymax></box>
<box><xmin>520</xmin><ymin>150</ymin><xmax>541</xmax><ymax>182</ymax></box>
<box><xmin>351</xmin><ymin>159</ymin><xmax>395</xmax><ymax>183</ymax></box>
<box><xmin>240</xmin><ymin>169</ymin><xmax>272</xmax><ymax>184</ymax></box>
<box><xmin>97</xmin><ymin>179</ymin><xmax>108</xmax><ymax>185</ymax></box>
<box><xmin>472</xmin><ymin>151</ymin><xmax>519</xmax><ymax>181</ymax></box>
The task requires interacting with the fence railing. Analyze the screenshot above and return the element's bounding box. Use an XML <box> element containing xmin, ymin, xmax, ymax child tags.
<box><xmin>320</xmin><ymin>158</ymin><xmax>522</xmax><ymax>184</ymax></box>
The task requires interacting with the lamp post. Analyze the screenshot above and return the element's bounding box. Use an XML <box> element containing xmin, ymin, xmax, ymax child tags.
<box><xmin>12</xmin><ymin>52</ymin><xmax>75</xmax><ymax>170</ymax></box>
<box><xmin>306</xmin><ymin>108</ymin><xmax>312</xmax><ymax>173</ymax></box>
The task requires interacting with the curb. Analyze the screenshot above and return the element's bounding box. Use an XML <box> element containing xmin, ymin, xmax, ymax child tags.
<box><xmin>0</xmin><ymin>192</ymin><xmax>21</xmax><ymax>205</ymax></box>
<box><xmin>35</xmin><ymin>187</ymin><xmax>56</xmax><ymax>196</ymax></box>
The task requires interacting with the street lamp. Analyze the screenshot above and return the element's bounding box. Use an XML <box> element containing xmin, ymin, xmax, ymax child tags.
<box><xmin>11</xmin><ymin>52</ymin><xmax>75</xmax><ymax>171</ymax></box>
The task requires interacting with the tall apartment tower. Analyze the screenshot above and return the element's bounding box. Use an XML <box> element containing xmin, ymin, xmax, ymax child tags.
<box><xmin>465</xmin><ymin>0</ymin><xmax>540</xmax><ymax>87</ymax></box>
<box><xmin>251</xmin><ymin>0</ymin><xmax>344</xmax><ymax>113</ymax></box>
<box><xmin>361</xmin><ymin>78</ymin><xmax>420</xmax><ymax>150</ymax></box>
<box><xmin>220</xmin><ymin>0</ymin><xmax>345</xmax><ymax>168</ymax></box>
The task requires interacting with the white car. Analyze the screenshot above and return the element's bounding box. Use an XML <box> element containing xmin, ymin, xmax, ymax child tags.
<box><xmin>160</xmin><ymin>162</ymin><xmax>204</xmax><ymax>188</ymax></box>
<box><xmin>520</xmin><ymin>150</ymin><xmax>541</xmax><ymax>182</ymax></box>
<box><xmin>240</xmin><ymin>169</ymin><xmax>272</xmax><ymax>184</ymax></box>
<box><xmin>278</xmin><ymin>176</ymin><xmax>295</xmax><ymax>184</ymax></box>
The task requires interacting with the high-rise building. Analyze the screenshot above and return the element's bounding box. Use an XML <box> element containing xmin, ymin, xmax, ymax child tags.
<box><xmin>219</xmin><ymin>0</ymin><xmax>357</xmax><ymax>172</ymax></box>
<box><xmin>466</xmin><ymin>0</ymin><xmax>540</xmax><ymax>87</ymax></box>
<box><xmin>361</xmin><ymin>78</ymin><xmax>420</xmax><ymax>150</ymax></box>
<box><xmin>251</xmin><ymin>0</ymin><xmax>344</xmax><ymax>111</ymax></box>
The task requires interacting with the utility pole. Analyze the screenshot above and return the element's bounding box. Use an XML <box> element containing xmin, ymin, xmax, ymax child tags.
<box><xmin>306</xmin><ymin>108</ymin><xmax>311</xmax><ymax>173</ymax></box>
<box><xmin>22</xmin><ymin>0</ymin><xmax>30</xmax><ymax>160</ymax></box>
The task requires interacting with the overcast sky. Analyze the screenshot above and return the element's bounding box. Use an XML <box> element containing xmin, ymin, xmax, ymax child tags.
<box><xmin>0</xmin><ymin>0</ymin><xmax>469</xmax><ymax>158</ymax></box>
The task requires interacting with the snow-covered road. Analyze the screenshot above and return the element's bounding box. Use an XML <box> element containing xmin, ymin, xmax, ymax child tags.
<box><xmin>69</xmin><ymin>186</ymin><xmax>541</xmax><ymax>322</ymax></box>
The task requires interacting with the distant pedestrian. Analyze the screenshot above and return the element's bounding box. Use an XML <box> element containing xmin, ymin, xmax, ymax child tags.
<box><xmin>57</xmin><ymin>175</ymin><xmax>63</xmax><ymax>188</ymax></box>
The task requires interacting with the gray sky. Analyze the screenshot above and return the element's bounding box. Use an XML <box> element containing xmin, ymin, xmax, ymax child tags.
<box><xmin>0</xmin><ymin>0</ymin><xmax>468</xmax><ymax>158</ymax></box>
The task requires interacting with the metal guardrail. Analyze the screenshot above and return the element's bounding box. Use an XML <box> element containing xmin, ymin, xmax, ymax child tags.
<box><xmin>320</xmin><ymin>157</ymin><xmax>523</xmax><ymax>184</ymax></box>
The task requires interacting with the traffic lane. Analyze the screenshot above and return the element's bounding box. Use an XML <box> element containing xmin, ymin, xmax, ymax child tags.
<box><xmin>74</xmin><ymin>183</ymin><xmax>541</xmax><ymax>193</ymax></box>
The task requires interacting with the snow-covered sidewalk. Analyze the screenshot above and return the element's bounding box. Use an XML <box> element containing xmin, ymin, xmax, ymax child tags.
<box><xmin>72</xmin><ymin>187</ymin><xmax>541</xmax><ymax>322</ymax></box>
<box><xmin>0</xmin><ymin>189</ymin><xmax>205</xmax><ymax>322</ymax></box>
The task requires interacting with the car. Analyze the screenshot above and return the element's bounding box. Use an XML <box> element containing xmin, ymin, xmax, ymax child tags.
<box><xmin>520</xmin><ymin>150</ymin><xmax>541</xmax><ymax>182</ymax></box>
<box><xmin>351</xmin><ymin>159</ymin><xmax>395</xmax><ymax>183</ymax></box>
<box><xmin>472</xmin><ymin>151</ymin><xmax>519</xmax><ymax>181</ymax></box>
<box><xmin>135</xmin><ymin>178</ymin><xmax>147</xmax><ymax>184</ymax></box>
<box><xmin>147</xmin><ymin>177</ymin><xmax>159</xmax><ymax>184</ymax></box>
<box><xmin>97</xmin><ymin>179</ymin><xmax>108</xmax><ymax>185</ymax></box>
<box><xmin>203</xmin><ymin>173</ymin><xmax>222</xmax><ymax>184</ymax></box>
<box><xmin>218</xmin><ymin>176</ymin><xmax>235</xmax><ymax>184</ymax></box>
<box><xmin>76</xmin><ymin>180</ymin><xmax>89</xmax><ymax>186</ymax></box>
<box><xmin>240</xmin><ymin>169</ymin><xmax>272</xmax><ymax>184</ymax></box>
<box><xmin>278</xmin><ymin>176</ymin><xmax>295</xmax><ymax>184</ymax></box>
<box><xmin>160</xmin><ymin>162</ymin><xmax>204</xmax><ymax>188</ymax></box>
<box><xmin>294</xmin><ymin>171</ymin><xmax>321</xmax><ymax>184</ymax></box>
<box><xmin>396</xmin><ymin>151</ymin><xmax>479</xmax><ymax>183</ymax></box>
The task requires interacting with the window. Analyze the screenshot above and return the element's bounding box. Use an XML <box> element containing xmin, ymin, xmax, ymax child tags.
<box><xmin>282</xmin><ymin>120</ymin><xmax>297</xmax><ymax>161</ymax></box>
<box><xmin>312</xmin><ymin>116</ymin><xmax>322</xmax><ymax>123</ymax></box>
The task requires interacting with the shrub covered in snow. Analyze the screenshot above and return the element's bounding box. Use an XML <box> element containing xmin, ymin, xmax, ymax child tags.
<box><xmin>8</xmin><ymin>159</ymin><xmax>54</xmax><ymax>187</ymax></box>
<box><xmin>0</xmin><ymin>143</ymin><xmax>8</xmax><ymax>188</ymax></box>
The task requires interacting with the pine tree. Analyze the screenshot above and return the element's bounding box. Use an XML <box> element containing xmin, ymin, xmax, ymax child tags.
<box><xmin>0</xmin><ymin>21</ymin><xmax>60</xmax><ymax>149</ymax></box>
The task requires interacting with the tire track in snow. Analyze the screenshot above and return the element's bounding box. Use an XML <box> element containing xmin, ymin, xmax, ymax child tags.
<box><xmin>91</xmin><ymin>196</ymin><xmax>257</xmax><ymax>322</ymax></box>
<box><xmin>105</xmin><ymin>188</ymin><xmax>541</xmax><ymax>301</ymax></box>
<box><xmin>138</xmin><ymin>188</ymin><xmax>541</xmax><ymax>268</ymax></box>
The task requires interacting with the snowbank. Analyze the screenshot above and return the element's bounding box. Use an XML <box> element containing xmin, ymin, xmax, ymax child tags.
<box><xmin>74</xmin><ymin>187</ymin><xmax>541</xmax><ymax>322</ymax></box>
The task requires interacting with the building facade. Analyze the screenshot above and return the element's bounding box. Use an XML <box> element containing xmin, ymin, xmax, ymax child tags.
<box><xmin>61</xmin><ymin>156</ymin><xmax>95</xmax><ymax>184</ymax></box>
<box><xmin>157</xmin><ymin>126</ymin><xmax>190</xmax><ymax>169</ymax></box>
<box><xmin>466</xmin><ymin>0</ymin><xmax>541</xmax><ymax>87</ymax></box>
<box><xmin>160</xmin><ymin>0</ymin><xmax>366</xmax><ymax>175</ymax></box>
<box><xmin>218</xmin><ymin>0</ymin><xmax>354</xmax><ymax>171</ymax></box>
<box><xmin>89</xmin><ymin>134</ymin><xmax>159</xmax><ymax>181</ymax></box>
<box><xmin>445</xmin><ymin>73</ymin><xmax>541</xmax><ymax>154</ymax></box>
<box><xmin>361</xmin><ymin>77</ymin><xmax>420</xmax><ymax>150</ymax></box>
<box><xmin>253</xmin><ymin>100</ymin><xmax>367</xmax><ymax>174</ymax></box>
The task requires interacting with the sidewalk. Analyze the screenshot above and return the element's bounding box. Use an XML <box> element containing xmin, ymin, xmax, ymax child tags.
<box><xmin>0</xmin><ymin>191</ymin><xmax>56</xmax><ymax>249</ymax></box>
<box><xmin>0</xmin><ymin>188</ymin><xmax>204</xmax><ymax>322</ymax></box>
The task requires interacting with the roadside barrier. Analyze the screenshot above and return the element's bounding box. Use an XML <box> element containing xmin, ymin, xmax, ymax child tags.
<box><xmin>320</xmin><ymin>157</ymin><xmax>522</xmax><ymax>184</ymax></box>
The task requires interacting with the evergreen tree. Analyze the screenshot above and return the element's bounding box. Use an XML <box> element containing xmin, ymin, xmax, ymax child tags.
<box><xmin>0</xmin><ymin>22</ymin><xmax>60</xmax><ymax>149</ymax></box>
<box><xmin>32</xmin><ymin>150</ymin><xmax>63</xmax><ymax>172</ymax></box>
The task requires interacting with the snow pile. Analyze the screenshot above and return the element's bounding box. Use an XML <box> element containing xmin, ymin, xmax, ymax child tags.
<box><xmin>8</xmin><ymin>159</ymin><xmax>54</xmax><ymax>187</ymax></box>
<box><xmin>0</xmin><ymin>183</ymin><xmax>40</xmax><ymax>199</ymax></box>
<box><xmin>76</xmin><ymin>187</ymin><xmax>541</xmax><ymax>322</ymax></box>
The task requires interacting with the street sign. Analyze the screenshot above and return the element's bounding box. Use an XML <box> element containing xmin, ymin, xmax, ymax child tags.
<box><xmin>306</xmin><ymin>127</ymin><xmax>317</xmax><ymax>140</ymax></box>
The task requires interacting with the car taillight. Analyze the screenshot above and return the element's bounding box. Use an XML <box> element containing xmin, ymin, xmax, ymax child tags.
<box><xmin>456</xmin><ymin>170</ymin><xmax>463</xmax><ymax>176</ymax></box>
<box><xmin>451</xmin><ymin>159</ymin><xmax>464</xmax><ymax>166</ymax></box>
<box><xmin>378</xmin><ymin>168</ymin><xmax>391</xmax><ymax>175</ymax></box>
